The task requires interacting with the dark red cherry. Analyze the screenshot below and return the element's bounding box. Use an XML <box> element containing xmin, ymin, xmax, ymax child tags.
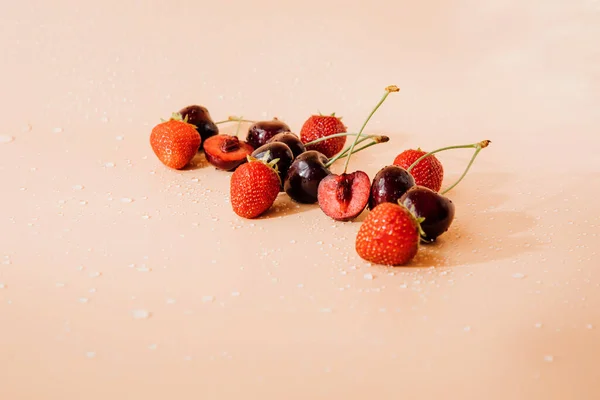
<box><xmin>251</xmin><ymin>142</ymin><xmax>294</xmax><ymax>189</ymax></box>
<box><xmin>203</xmin><ymin>135</ymin><xmax>254</xmax><ymax>171</ymax></box>
<box><xmin>178</xmin><ymin>105</ymin><xmax>219</xmax><ymax>148</ymax></box>
<box><xmin>400</xmin><ymin>186</ymin><xmax>455</xmax><ymax>242</ymax></box>
<box><xmin>246</xmin><ymin>118</ymin><xmax>292</xmax><ymax>150</ymax></box>
<box><xmin>284</xmin><ymin>150</ymin><xmax>331</xmax><ymax>204</ymax></box>
<box><xmin>317</xmin><ymin>171</ymin><xmax>371</xmax><ymax>221</ymax></box>
<box><xmin>266</xmin><ymin>132</ymin><xmax>306</xmax><ymax>158</ymax></box>
<box><xmin>369</xmin><ymin>165</ymin><xmax>415</xmax><ymax>209</ymax></box>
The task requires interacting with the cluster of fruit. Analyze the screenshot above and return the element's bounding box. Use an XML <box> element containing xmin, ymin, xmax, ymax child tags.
<box><xmin>149</xmin><ymin>86</ymin><xmax>490</xmax><ymax>266</ymax></box>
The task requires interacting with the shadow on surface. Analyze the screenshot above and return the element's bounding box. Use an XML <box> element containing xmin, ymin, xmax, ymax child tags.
<box><xmin>258</xmin><ymin>193</ymin><xmax>317</xmax><ymax>219</ymax></box>
<box><xmin>183</xmin><ymin>152</ymin><xmax>211</xmax><ymax>170</ymax></box>
<box><xmin>405</xmin><ymin>171</ymin><xmax>540</xmax><ymax>267</ymax></box>
<box><xmin>409</xmin><ymin>209</ymin><xmax>538</xmax><ymax>267</ymax></box>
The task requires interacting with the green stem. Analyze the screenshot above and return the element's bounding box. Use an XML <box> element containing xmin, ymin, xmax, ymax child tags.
<box><xmin>342</xmin><ymin>85</ymin><xmax>399</xmax><ymax>174</ymax></box>
<box><xmin>326</xmin><ymin>135</ymin><xmax>374</xmax><ymax>162</ymax></box>
<box><xmin>235</xmin><ymin>116</ymin><xmax>244</xmax><ymax>138</ymax></box>
<box><xmin>304</xmin><ymin>132</ymin><xmax>380</xmax><ymax>147</ymax></box>
<box><xmin>215</xmin><ymin>116</ymin><xmax>255</xmax><ymax>125</ymax></box>
<box><xmin>325</xmin><ymin>140</ymin><xmax>381</xmax><ymax>167</ymax></box>
<box><xmin>406</xmin><ymin>143</ymin><xmax>478</xmax><ymax>173</ymax></box>
<box><xmin>404</xmin><ymin>140</ymin><xmax>491</xmax><ymax>193</ymax></box>
<box><xmin>325</xmin><ymin>135</ymin><xmax>379</xmax><ymax>167</ymax></box>
<box><xmin>440</xmin><ymin>147</ymin><xmax>482</xmax><ymax>195</ymax></box>
<box><xmin>441</xmin><ymin>140</ymin><xmax>490</xmax><ymax>194</ymax></box>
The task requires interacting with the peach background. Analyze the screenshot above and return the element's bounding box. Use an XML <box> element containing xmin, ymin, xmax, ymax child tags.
<box><xmin>1</xmin><ymin>0</ymin><xmax>600</xmax><ymax>399</ymax></box>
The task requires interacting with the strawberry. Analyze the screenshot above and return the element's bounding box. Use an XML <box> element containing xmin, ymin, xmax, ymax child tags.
<box><xmin>393</xmin><ymin>149</ymin><xmax>444</xmax><ymax>192</ymax></box>
<box><xmin>150</xmin><ymin>113</ymin><xmax>201</xmax><ymax>170</ymax></box>
<box><xmin>355</xmin><ymin>202</ymin><xmax>422</xmax><ymax>266</ymax></box>
<box><xmin>230</xmin><ymin>153</ymin><xmax>281</xmax><ymax>219</ymax></box>
<box><xmin>300</xmin><ymin>114</ymin><xmax>347</xmax><ymax>158</ymax></box>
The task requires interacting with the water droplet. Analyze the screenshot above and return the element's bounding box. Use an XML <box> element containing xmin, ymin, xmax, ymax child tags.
<box><xmin>586</xmin><ymin>324</ymin><xmax>594</xmax><ymax>329</ymax></box>
<box><xmin>79</xmin><ymin>200</ymin><xmax>88</xmax><ymax>205</ymax></box>
<box><xmin>120</xmin><ymin>197</ymin><xmax>133</xmax><ymax>203</ymax></box>
<box><xmin>534</xmin><ymin>323</ymin><xmax>543</xmax><ymax>328</ymax></box>
<box><xmin>131</xmin><ymin>309</ymin><xmax>151</xmax><ymax>319</ymax></box>
<box><xmin>141</xmin><ymin>215</ymin><xmax>150</xmax><ymax>220</ymax></box>
<box><xmin>79</xmin><ymin>297</ymin><xmax>89</xmax><ymax>304</ymax></box>
<box><xmin>0</xmin><ymin>135</ymin><xmax>14</xmax><ymax>144</ymax></box>
<box><xmin>166</xmin><ymin>298</ymin><xmax>176</xmax><ymax>305</ymax></box>
<box><xmin>86</xmin><ymin>351</ymin><xmax>96</xmax><ymax>358</ymax></box>
<box><xmin>104</xmin><ymin>162</ymin><xmax>115</xmax><ymax>168</ymax></box>
<box><xmin>543</xmin><ymin>355</ymin><xmax>554</xmax><ymax>363</ymax></box>
<box><xmin>463</xmin><ymin>325</ymin><xmax>472</xmax><ymax>332</ymax></box>
<box><xmin>363</xmin><ymin>273</ymin><xmax>374</xmax><ymax>280</ymax></box>
<box><xmin>148</xmin><ymin>344</ymin><xmax>158</xmax><ymax>350</ymax></box>
<box><xmin>136</xmin><ymin>266</ymin><xmax>151</xmax><ymax>272</ymax></box>
<box><xmin>512</xmin><ymin>273</ymin><xmax>526</xmax><ymax>279</ymax></box>
<box><xmin>0</xmin><ymin>283</ymin><xmax>5</xmax><ymax>289</ymax></box>
<box><xmin>320</xmin><ymin>308</ymin><xmax>333</xmax><ymax>313</ymax></box>
<box><xmin>53</xmin><ymin>127</ymin><xmax>63</xmax><ymax>133</ymax></box>
<box><xmin>100</xmin><ymin>115</ymin><xmax>109</xmax><ymax>123</ymax></box>
<box><xmin>202</xmin><ymin>295</ymin><xmax>215</xmax><ymax>303</ymax></box>
<box><xmin>89</xmin><ymin>271</ymin><xmax>101</xmax><ymax>278</ymax></box>
<box><xmin>72</xmin><ymin>184</ymin><xmax>84</xmax><ymax>190</ymax></box>
<box><xmin>231</xmin><ymin>291</ymin><xmax>240</xmax><ymax>297</ymax></box>
<box><xmin>116</xmin><ymin>136</ymin><xmax>124</xmax><ymax>141</ymax></box>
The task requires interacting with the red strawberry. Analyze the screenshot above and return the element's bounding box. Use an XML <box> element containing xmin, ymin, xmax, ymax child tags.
<box><xmin>150</xmin><ymin>113</ymin><xmax>201</xmax><ymax>169</ymax></box>
<box><xmin>393</xmin><ymin>149</ymin><xmax>444</xmax><ymax>192</ymax></box>
<box><xmin>355</xmin><ymin>202</ymin><xmax>421</xmax><ymax>266</ymax></box>
<box><xmin>300</xmin><ymin>114</ymin><xmax>347</xmax><ymax>158</ymax></box>
<box><xmin>230</xmin><ymin>154</ymin><xmax>281</xmax><ymax>219</ymax></box>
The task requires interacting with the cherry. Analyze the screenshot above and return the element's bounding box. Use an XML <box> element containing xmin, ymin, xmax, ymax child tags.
<box><xmin>369</xmin><ymin>165</ymin><xmax>415</xmax><ymax>209</ymax></box>
<box><xmin>203</xmin><ymin>135</ymin><xmax>254</xmax><ymax>171</ymax></box>
<box><xmin>246</xmin><ymin>118</ymin><xmax>291</xmax><ymax>150</ymax></box>
<box><xmin>251</xmin><ymin>142</ymin><xmax>294</xmax><ymax>189</ymax></box>
<box><xmin>178</xmin><ymin>105</ymin><xmax>219</xmax><ymax>148</ymax></box>
<box><xmin>397</xmin><ymin>139</ymin><xmax>492</xmax><ymax>241</ymax></box>
<box><xmin>317</xmin><ymin>85</ymin><xmax>399</xmax><ymax>221</ymax></box>
<box><xmin>400</xmin><ymin>186</ymin><xmax>455</xmax><ymax>242</ymax></box>
<box><xmin>266</xmin><ymin>132</ymin><xmax>306</xmax><ymax>158</ymax></box>
<box><xmin>317</xmin><ymin>171</ymin><xmax>371</xmax><ymax>221</ymax></box>
<box><xmin>284</xmin><ymin>151</ymin><xmax>331</xmax><ymax>204</ymax></box>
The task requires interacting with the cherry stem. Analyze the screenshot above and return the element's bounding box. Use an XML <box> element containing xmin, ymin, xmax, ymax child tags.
<box><xmin>325</xmin><ymin>136</ymin><xmax>389</xmax><ymax>168</ymax></box>
<box><xmin>214</xmin><ymin>116</ymin><xmax>256</xmax><ymax>125</ymax></box>
<box><xmin>330</xmin><ymin>135</ymin><xmax>376</xmax><ymax>162</ymax></box>
<box><xmin>441</xmin><ymin>140</ymin><xmax>490</xmax><ymax>194</ymax></box>
<box><xmin>342</xmin><ymin>85</ymin><xmax>399</xmax><ymax>174</ymax></box>
<box><xmin>234</xmin><ymin>116</ymin><xmax>244</xmax><ymax>138</ymax></box>
<box><xmin>404</xmin><ymin>140</ymin><xmax>491</xmax><ymax>193</ymax></box>
<box><xmin>304</xmin><ymin>132</ymin><xmax>380</xmax><ymax>146</ymax></box>
<box><xmin>326</xmin><ymin>141</ymin><xmax>379</xmax><ymax>167</ymax></box>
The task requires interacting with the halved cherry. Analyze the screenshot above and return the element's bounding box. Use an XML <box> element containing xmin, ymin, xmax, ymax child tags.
<box><xmin>203</xmin><ymin>134</ymin><xmax>254</xmax><ymax>171</ymax></box>
<box><xmin>317</xmin><ymin>171</ymin><xmax>371</xmax><ymax>221</ymax></box>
